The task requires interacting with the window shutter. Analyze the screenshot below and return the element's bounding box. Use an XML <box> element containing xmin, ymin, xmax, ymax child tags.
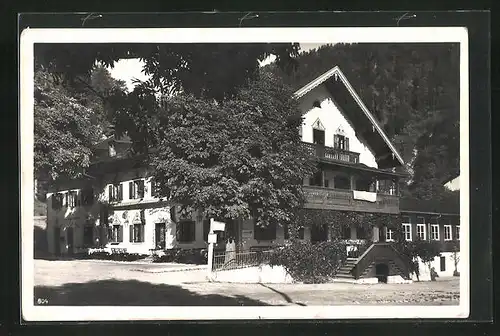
<box><xmin>140</xmin><ymin>224</ymin><xmax>145</xmax><ymax>242</ymax></box>
<box><xmin>176</xmin><ymin>222</ymin><xmax>182</xmax><ymax>242</ymax></box>
<box><xmin>129</xmin><ymin>182</ymin><xmax>134</xmax><ymax>199</ymax></box>
<box><xmin>190</xmin><ymin>221</ymin><xmax>195</xmax><ymax>242</ymax></box>
<box><xmin>118</xmin><ymin>226</ymin><xmax>123</xmax><ymax>242</ymax></box>
<box><xmin>138</xmin><ymin>180</ymin><xmax>144</xmax><ymax>198</ymax></box>
<box><xmin>334</xmin><ymin>135</ymin><xmax>339</xmax><ymax>148</ymax></box>
<box><xmin>345</xmin><ymin>137</ymin><xmax>350</xmax><ymax>151</ymax></box>
<box><xmin>108</xmin><ymin>185</ymin><xmax>113</xmax><ymax>201</ymax></box>
<box><xmin>130</xmin><ymin>225</ymin><xmax>134</xmax><ymax>242</ymax></box>
<box><xmin>203</xmin><ymin>219</ymin><xmax>210</xmax><ymax>241</ymax></box>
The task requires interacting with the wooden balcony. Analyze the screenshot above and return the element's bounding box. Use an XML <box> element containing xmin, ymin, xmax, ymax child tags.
<box><xmin>302</xmin><ymin>142</ymin><xmax>360</xmax><ymax>164</ymax></box>
<box><xmin>303</xmin><ymin>186</ymin><xmax>400</xmax><ymax>214</ymax></box>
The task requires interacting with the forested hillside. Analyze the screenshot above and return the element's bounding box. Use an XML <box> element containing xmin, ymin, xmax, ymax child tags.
<box><xmin>267</xmin><ymin>43</ymin><xmax>460</xmax><ymax>200</ymax></box>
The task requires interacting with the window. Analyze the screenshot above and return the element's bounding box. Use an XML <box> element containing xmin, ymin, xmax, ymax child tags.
<box><xmin>440</xmin><ymin>256</ymin><xmax>446</xmax><ymax>272</ymax></box>
<box><xmin>333</xmin><ymin>134</ymin><xmax>349</xmax><ymax>151</ymax></box>
<box><xmin>378</xmin><ymin>180</ymin><xmax>396</xmax><ymax>195</ymax></box>
<box><xmin>402</xmin><ymin>216</ymin><xmax>412</xmax><ymax>241</ymax></box>
<box><xmin>311</xmin><ymin>224</ymin><xmax>328</xmax><ymax>243</ymax></box>
<box><xmin>431</xmin><ymin>224</ymin><xmax>440</xmax><ymax>240</ymax></box>
<box><xmin>313</xmin><ymin>129</ymin><xmax>325</xmax><ymax>145</ymax></box>
<box><xmin>254</xmin><ymin>221</ymin><xmax>277</xmax><ymax>241</ymax></box>
<box><xmin>386</xmin><ymin>228</ymin><xmax>394</xmax><ymax>242</ymax></box>
<box><xmin>81</xmin><ymin>187</ymin><xmax>94</xmax><ymax>206</ymax></box>
<box><xmin>66</xmin><ymin>191</ymin><xmax>79</xmax><ymax>208</ymax></box>
<box><xmin>83</xmin><ymin>225</ymin><xmax>94</xmax><ymax>246</ymax></box>
<box><xmin>108</xmin><ymin>225</ymin><xmax>123</xmax><ymax>243</ymax></box>
<box><xmin>108</xmin><ymin>184</ymin><xmax>123</xmax><ymax>202</ymax></box>
<box><xmin>444</xmin><ymin>225</ymin><xmax>452</xmax><ymax>241</ymax></box>
<box><xmin>129</xmin><ymin>180</ymin><xmax>145</xmax><ymax>199</ymax></box>
<box><xmin>177</xmin><ymin>220</ymin><xmax>195</xmax><ymax>243</ymax></box>
<box><xmin>356</xmin><ymin>227</ymin><xmax>367</xmax><ymax>240</ymax></box>
<box><xmin>342</xmin><ymin>226</ymin><xmax>351</xmax><ymax>240</ymax></box>
<box><xmin>51</xmin><ymin>193</ymin><xmax>63</xmax><ymax>210</ymax></box>
<box><xmin>130</xmin><ymin>223</ymin><xmax>145</xmax><ymax>243</ymax></box>
<box><xmin>455</xmin><ymin>225</ymin><xmax>460</xmax><ymax>240</ymax></box>
<box><xmin>309</xmin><ymin>170</ymin><xmax>323</xmax><ymax>186</ymax></box>
<box><xmin>416</xmin><ymin>217</ymin><xmax>426</xmax><ymax>240</ymax></box>
<box><xmin>334</xmin><ymin>175</ymin><xmax>351</xmax><ymax>190</ymax></box>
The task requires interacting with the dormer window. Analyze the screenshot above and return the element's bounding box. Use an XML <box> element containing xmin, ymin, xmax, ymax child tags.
<box><xmin>334</xmin><ymin>126</ymin><xmax>349</xmax><ymax>151</ymax></box>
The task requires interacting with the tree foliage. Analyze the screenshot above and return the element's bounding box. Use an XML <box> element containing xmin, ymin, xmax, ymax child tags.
<box><xmin>35</xmin><ymin>43</ymin><xmax>300</xmax><ymax>102</ymax></box>
<box><xmin>114</xmin><ymin>71</ymin><xmax>315</xmax><ymax>227</ymax></box>
<box><xmin>34</xmin><ymin>66</ymin><xmax>126</xmax><ymax>185</ymax></box>
<box><xmin>267</xmin><ymin>43</ymin><xmax>460</xmax><ymax>199</ymax></box>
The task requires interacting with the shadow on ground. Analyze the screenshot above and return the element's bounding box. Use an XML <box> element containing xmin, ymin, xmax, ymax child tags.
<box><xmin>34</xmin><ymin>279</ymin><xmax>273</xmax><ymax>306</ymax></box>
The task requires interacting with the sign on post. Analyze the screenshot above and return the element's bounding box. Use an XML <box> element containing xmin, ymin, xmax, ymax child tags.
<box><xmin>210</xmin><ymin>218</ymin><xmax>226</xmax><ymax>232</ymax></box>
<box><xmin>207</xmin><ymin>233</ymin><xmax>217</xmax><ymax>244</ymax></box>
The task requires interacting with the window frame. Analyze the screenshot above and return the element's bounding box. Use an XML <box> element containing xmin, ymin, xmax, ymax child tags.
<box><xmin>333</xmin><ymin>134</ymin><xmax>349</xmax><ymax>151</ymax></box>
<box><xmin>129</xmin><ymin>179</ymin><xmax>145</xmax><ymax>200</ymax></box>
<box><xmin>108</xmin><ymin>183</ymin><xmax>123</xmax><ymax>202</ymax></box>
<box><xmin>109</xmin><ymin>225</ymin><xmax>123</xmax><ymax>243</ymax></box>
<box><xmin>416</xmin><ymin>223</ymin><xmax>426</xmax><ymax>240</ymax></box>
<box><xmin>444</xmin><ymin>224</ymin><xmax>452</xmax><ymax>241</ymax></box>
<box><xmin>130</xmin><ymin>223</ymin><xmax>145</xmax><ymax>243</ymax></box>
<box><xmin>431</xmin><ymin>224</ymin><xmax>440</xmax><ymax>241</ymax></box>
<box><xmin>402</xmin><ymin>223</ymin><xmax>412</xmax><ymax>241</ymax></box>
<box><xmin>385</xmin><ymin>228</ymin><xmax>394</xmax><ymax>242</ymax></box>
<box><xmin>455</xmin><ymin>225</ymin><xmax>460</xmax><ymax>240</ymax></box>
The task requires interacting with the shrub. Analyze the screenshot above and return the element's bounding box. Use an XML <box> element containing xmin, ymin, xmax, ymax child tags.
<box><xmin>152</xmin><ymin>248</ymin><xmax>208</xmax><ymax>264</ymax></box>
<box><xmin>269</xmin><ymin>240</ymin><xmax>347</xmax><ymax>283</ymax></box>
<box><xmin>86</xmin><ymin>251</ymin><xmax>146</xmax><ymax>262</ymax></box>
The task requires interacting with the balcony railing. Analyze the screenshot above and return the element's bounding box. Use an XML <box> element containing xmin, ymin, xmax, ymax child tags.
<box><xmin>302</xmin><ymin>142</ymin><xmax>360</xmax><ymax>164</ymax></box>
<box><xmin>303</xmin><ymin>186</ymin><xmax>400</xmax><ymax>214</ymax></box>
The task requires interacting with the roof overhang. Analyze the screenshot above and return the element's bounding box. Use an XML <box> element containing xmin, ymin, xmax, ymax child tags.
<box><xmin>294</xmin><ymin>66</ymin><xmax>406</xmax><ymax>170</ymax></box>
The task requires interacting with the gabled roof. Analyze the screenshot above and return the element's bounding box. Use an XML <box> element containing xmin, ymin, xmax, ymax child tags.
<box><xmin>293</xmin><ymin>66</ymin><xmax>405</xmax><ymax>170</ymax></box>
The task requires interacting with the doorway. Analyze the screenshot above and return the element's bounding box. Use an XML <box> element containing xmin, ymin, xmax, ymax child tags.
<box><xmin>53</xmin><ymin>227</ymin><xmax>61</xmax><ymax>256</ymax></box>
<box><xmin>66</xmin><ymin>227</ymin><xmax>74</xmax><ymax>256</ymax></box>
<box><xmin>375</xmin><ymin>263</ymin><xmax>389</xmax><ymax>283</ymax></box>
<box><xmin>155</xmin><ymin>223</ymin><xmax>166</xmax><ymax>250</ymax></box>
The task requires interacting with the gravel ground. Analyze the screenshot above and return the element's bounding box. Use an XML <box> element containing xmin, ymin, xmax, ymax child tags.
<box><xmin>33</xmin><ymin>259</ymin><xmax>460</xmax><ymax>306</ymax></box>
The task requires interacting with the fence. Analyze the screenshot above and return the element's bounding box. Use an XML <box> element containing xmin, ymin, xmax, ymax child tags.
<box><xmin>212</xmin><ymin>250</ymin><xmax>273</xmax><ymax>271</ymax></box>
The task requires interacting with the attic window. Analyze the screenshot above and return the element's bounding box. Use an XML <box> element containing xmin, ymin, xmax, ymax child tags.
<box><xmin>312</xmin><ymin>100</ymin><xmax>321</xmax><ymax>108</ymax></box>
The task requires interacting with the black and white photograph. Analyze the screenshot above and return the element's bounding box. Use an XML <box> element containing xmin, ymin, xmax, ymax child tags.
<box><xmin>20</xmin><ymin>25</ymin><xmax>470</xmax><ymax>321</ymax></box>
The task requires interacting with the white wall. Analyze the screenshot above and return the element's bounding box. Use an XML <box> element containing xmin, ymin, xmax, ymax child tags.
<box><xmin>298</xmin><ymin>84</ymin><xmax>378</xmax><ymax>168</ymax></box>
<box><xmin>412</xmin><ymin>252</ymin><xmax>462</xmax><ymax>281</ymax></box>
<box><xmin>211</xmin><ymin>265</ymin><xmax>293</xmax><ymax>284</ymax></box>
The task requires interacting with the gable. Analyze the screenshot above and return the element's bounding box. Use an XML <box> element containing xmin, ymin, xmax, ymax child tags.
<box><xmin>298</xmin><ymin>85</ymin><xmax>378</xmax><ymax>168</ymax></box>
<box><xmin>294</xmin><ymin>66</ymin><xmax>405</xmax><ymax>170</ymax></box>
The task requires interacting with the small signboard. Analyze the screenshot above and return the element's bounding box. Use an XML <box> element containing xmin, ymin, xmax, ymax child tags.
<box><xmin>210</xmin><ymin>219</ymin><xmax>226</xmax><ymax>232</ymax></box>
<box><xmin>207</xmin><ymin>233</ymin><xmax>217</xmax><ymax>244</ymax></box>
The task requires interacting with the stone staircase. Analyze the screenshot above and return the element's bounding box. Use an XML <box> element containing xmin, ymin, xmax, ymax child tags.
<box><xmin>335</xmin><ymin>257</ymin><xmax>358</xmax><ymax>279</ymax></box>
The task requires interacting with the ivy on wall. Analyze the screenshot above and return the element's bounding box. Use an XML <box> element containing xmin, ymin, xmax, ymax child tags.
<box><xmin>290</xmin><ymin>209</ymin><xmax>401</xmax><ymax>240</ymax></box>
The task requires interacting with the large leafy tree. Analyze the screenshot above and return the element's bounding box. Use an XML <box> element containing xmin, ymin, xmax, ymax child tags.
<box><xmin>34</xmin><ymin>65</ymin><xmax>126</xmax><ymax>191</ymax></box>
<box><xmin>116</xmin><ymin>72</ymin><xmax>315</xmax><ymax>227</ymax></box>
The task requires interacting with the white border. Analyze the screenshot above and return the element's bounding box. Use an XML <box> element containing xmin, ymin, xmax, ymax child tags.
<box><xmin>20</xmin><ymin>27</ymin><xmax>470</xmax><ymax>321</ymax></box>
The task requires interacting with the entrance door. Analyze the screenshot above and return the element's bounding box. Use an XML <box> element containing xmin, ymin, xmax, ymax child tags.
<box><xmin>379</xmin><ymin>226</ymin><xmax>386</xmax><ymax>242</ymax></box>
<box><xmin>66</xmin><ymin>227</ymin><xmax>74</xmax><ymax>255</ymax></box>
<box><xmin>375</xmin><ymin>263</ymin><xmax>389</xmax><ymax>283</ymax></box>
<box><xmin>155</xmin><ymin>223</ymin><xmax>166</xmax><ymax>250</ymax></box>
<box><xmin>53</xmin><ymin>227</ymin><xmax>61</xmax><ymax>256</ymax></box>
